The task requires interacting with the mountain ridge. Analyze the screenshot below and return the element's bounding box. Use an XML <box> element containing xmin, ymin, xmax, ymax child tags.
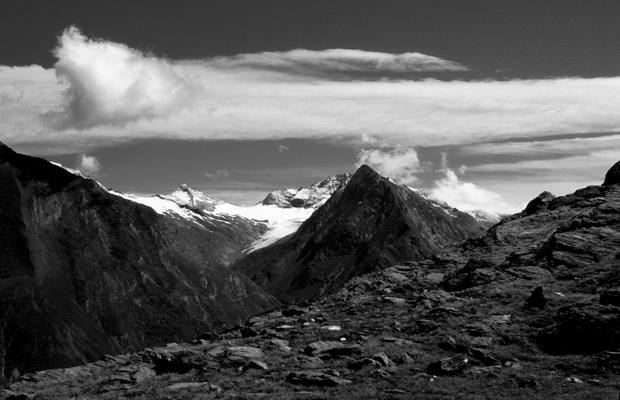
<box><xmin>0</xmin><ymin>143</ymin><xmax>279</xmax><ymax>377</ymax></box>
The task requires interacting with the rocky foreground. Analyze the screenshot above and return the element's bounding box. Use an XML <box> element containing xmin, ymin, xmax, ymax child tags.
<box><xmin>3</xmin><ymin>264</ymin><xmax>619</xmax><ymax>399</ymax></box>
<box><xmin>4</xmin><ymin>174</ymin><xmax>620</xmax><ymax>399</ymax></box>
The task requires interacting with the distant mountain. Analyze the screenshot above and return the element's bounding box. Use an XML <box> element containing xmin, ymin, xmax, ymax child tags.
<box><xmin>234</xmin><ymin>165</ymin><xmax>484</xmax><ymax>301</ymax></box>
<box><xmin>261</xmin><ymin>173</ymin><xmax>351</xmax><ymax>208</ymax></box>
<box><xmin>119</xmin><ymin>174</ymin><xmax>352</xmax><ymax>253</ymax></box>
<box><xmin>0</xmin><ymin>142</ymin><xmax>278</xmax><ymax>377</ymax></box>
<box><xmin>407</xmin><ymin>187</ymin><xmax>502</xmax><ymax>227</ymax></box>
<box><xmin>112</xmin><ymin>187</ymin><xmax>270</xmax><ymax>263</ymax></box>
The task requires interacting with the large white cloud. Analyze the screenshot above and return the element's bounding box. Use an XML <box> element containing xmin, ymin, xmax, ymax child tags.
<box><xmin>2</xmin><ymin>27</ymin><xmax>620</xmax><ymax>153</ymax></box>
<box><xmin>49</xmin><ymin>27</ymin><xmax>194</xmax><ymax>128</ymax></box>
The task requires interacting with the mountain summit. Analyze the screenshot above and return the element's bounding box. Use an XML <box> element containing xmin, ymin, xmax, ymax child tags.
<box><xmin>262</xmin><ymin>173</ymin><xmax>351</xmax><ymax>208</ymax></box>
<box><xmin>234</xmin><ymin>165</ymin><xmax>484</xmax><ymax>301</ymax></box>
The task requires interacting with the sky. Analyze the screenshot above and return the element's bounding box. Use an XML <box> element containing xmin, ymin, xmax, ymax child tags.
<box><xmin>1</xmin><ymin>0</ymin><xmax>620</xmax><ymax>211</ymax></box>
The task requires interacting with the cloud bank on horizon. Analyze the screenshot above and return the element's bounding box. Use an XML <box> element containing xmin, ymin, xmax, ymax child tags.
<box><xmin>1</xmin><ymin>26</ymin><xmax>620</xmax><ymax>214</ymax></box>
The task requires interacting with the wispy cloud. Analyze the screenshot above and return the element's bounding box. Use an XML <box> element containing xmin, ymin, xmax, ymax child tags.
<box><xmin>204</xmin><ymin>169</ymin><xmax>229</xmax><ymax>179</ymax></box>
<box><xmin>206</xmin><ymin>48</ymin><xmax>468</xmax><ymax>79</ymax></box>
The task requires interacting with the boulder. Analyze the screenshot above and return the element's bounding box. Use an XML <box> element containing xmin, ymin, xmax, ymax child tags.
<box><xmin>166</xmin><ymin>382</ymin><xmax>210</xmax><ymax>391</ymax></box>
<box><xmin>427</xmin><ymin>354</ymin><xmax>469</xmax><ymax>376</ymax></box>
<box><xmin>524</xmin><ymin>191</ymin><xmax>556</xmax><ymax>215</ymax></box>
<box><xmin>242</xmin><ymin>360</ymin><xmax>269</xmax><ymax>371</ymax></box>
<box><xmin>370</xmin><ymin>352</ymin><xmax>392</xmax><ymax>367</ymax></box>
<box><xmin>226</xmin><ymin>346</ymin><xmax>264</xmax><ymax>360</ymax></box>
<box><xmin>297</xmin><ymin>355</ymin><xmax>325</xmax><ymax>368</ymax></box>
<box><xmin>540</xmin><ymin>302</ymin><xmax>620</xmax><ymax>353</ymax></box>
<box><xmin>240</xmin><ymin>326</ymin><xmax>259</xmax><ymax>338</ymax></box>
<box><xmin>286</xmin><ymin>371</ymin><xmax>352</xmax><ymax>386</ymax></box>
<box><xmin>600</xmin><ymin>288</ymin><xmax>620</xmax><ymax>307</ymax></box>
<box><xmin>525</xmin><ymin>286</ymin><xmax>547</xmax><ymax>309</ymax></box>
<box><xmin>147</xmin><ymin>348</ymin><xmax>211</xmax><ymax>374</ymax></box>
<box><xmin>396</xmin><ymin>352</ymin><xmax>416</xmax><ymax>364</ymax></box>
<box><xmin>270</xmin><ymin>339</ymin><xmax>292</xmax><ymax>351</ymax></box>
<box><xmin>348</xmin><ymin>358</ymin><xmax>382</xmax><ymax>370</ymax></box>
<box><xmin>442</xmin><ymin>259</ymin><xmax>497</xmax><ymax>291</ymax></box>
<box><xmin>304</xmin><ymin>341</ymin><xmax>362</xmax><ymax>359</ymax></box>
<box><xmin>282</xmin><ymin>306</ymin><xmax>308</xmax><ymax>317</ymax></box>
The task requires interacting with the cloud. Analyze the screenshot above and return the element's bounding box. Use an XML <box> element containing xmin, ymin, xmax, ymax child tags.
<box><xmin>278</xmin><ymin>144</ymin><xmax>289</xmax><ymax>153</ymax></box>
<box><xmin>428</xmin><ymin>168</ymin><xmax>517</xmax><ymax>215</ymax></box>
<box><xmin>48</xmin><ymin>26</ymin><xmax>194</xmax><ymax>128</ymax></box>
<box><xmin>356</xmin><ymin>147</ymin><xmax>518</xmax><ymax>214</ymax></box>
<box><xmin>356</xmin><ymin>148</ymin><xmax>421</xmax><ymax>184</ymax></box>
<box><xmin>2</xmin><ymin>29</ymin><xmax>620</xmax><ymax>155</ymax></box>
<box><xmin>204</xmin><ymin>169</ymin><xmax>229</xmax><ymax>179</ymax></box>
<box><xmin>207</xmin><ymin>48</ymin><xmax>468</xmax><ymax>78</ymax></box>
<box><xmin>77</xmin><ymin>153</ymin><xmax>101</xmax><ymax>175</ymax></box>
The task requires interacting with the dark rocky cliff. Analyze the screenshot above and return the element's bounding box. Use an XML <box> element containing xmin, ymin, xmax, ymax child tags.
<box><xmin>0</xmin><ymin>142</ymin><xmax>278</xmax><ymax>378</ymax></box>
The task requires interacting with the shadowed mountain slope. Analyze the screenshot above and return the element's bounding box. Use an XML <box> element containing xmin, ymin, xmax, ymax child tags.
<box><xmin>0</xmin><ymin>142</ymin><xmax>278</xmax><ymax>378</ymax></box>
<box><xmin>234</xmin><ymin>165</ymin><xmax>484</xmax><ymax>301</ymax></box>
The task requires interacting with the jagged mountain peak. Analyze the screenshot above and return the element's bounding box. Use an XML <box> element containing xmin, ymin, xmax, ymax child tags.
<box><xmin>163</xmin><ymin>184</ymin><xmax>222</xmax><ymax>212</ymax></box>
<box><xmin>261</xmin><ymin>172</ymin><xmax>352</xmax><ymax>209</ymax></box>
<box><xmin>350</xmin><ymin>163</ymin><xmax>381</xmax><ymax>181</ymax></box>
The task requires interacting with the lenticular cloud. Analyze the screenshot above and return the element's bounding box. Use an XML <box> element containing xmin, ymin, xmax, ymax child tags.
<box><xmin>51</xmin><ymin>26</ymin><xmax>193</xmax><ymax>129</ymax></box>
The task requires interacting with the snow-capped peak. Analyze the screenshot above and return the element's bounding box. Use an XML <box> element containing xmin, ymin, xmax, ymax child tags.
<box><xmin>261</xmin><ymin>173</ymin><xmax>351</xmax><ymax>209</ymax></box>
<box><xmin>109</xmin><ymin>185</ymin><xmax>319</xmax><ymax>252</ymax></box>
<box><xmin>162</xmin><ymin>184</ymin><xmax>221</xmax><ymax>212</ymax></box>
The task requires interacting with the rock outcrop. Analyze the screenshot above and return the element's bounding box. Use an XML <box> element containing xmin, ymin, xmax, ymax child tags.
<box><xmin>603</xmin><ymin>159</ymin><xmax>620</xmax><ymax>185</ymax></box>
<box><xmin>523</xmin><ymin>191</ymin><xmax>556</xmax><ymax>215</ymax></box>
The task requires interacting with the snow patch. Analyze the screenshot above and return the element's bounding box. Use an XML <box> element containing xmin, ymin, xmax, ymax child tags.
<box><xmin>215</xmin><ymin>203</ymin><xmax>315</xmax><ymax>251</ymax></box>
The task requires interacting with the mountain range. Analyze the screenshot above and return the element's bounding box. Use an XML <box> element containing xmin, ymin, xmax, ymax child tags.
<box><xmin>1</xmin><ymin>142</ymin><xmax>619</xmax><ymax>399</ymax></box>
